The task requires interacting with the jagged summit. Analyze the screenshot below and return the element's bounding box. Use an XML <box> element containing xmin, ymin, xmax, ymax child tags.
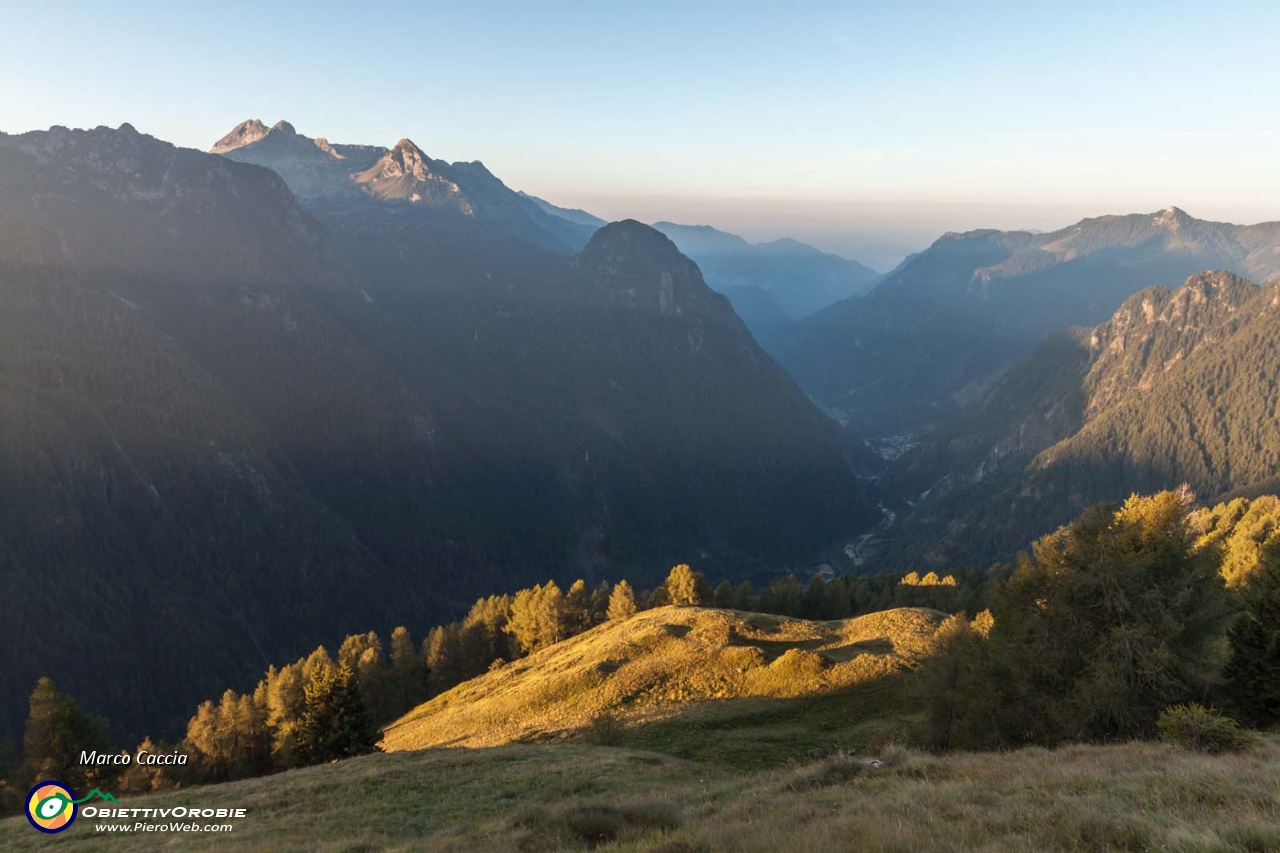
<box><xmin>353</xmin><ymin>140</ymin><xmax>468</xmax><ymax>209</ymax></box>
<box><xmin>207</xmin><ymin>119</ymin><xmax>594</xmax><ymax>251</ymax></box>
<box><xmin>210</xmin><ymin>118</ymin><xmax>271</xmax><ymax>154</ymax></box>
<box><xmin>378</xmin><ymin>138</ymin><xmax>434</xmax><ymax>175</ymax></box>
<box><xmin>210</xmin><ymin>118</ymin><xmax>340</xmax><ymax>161</ymax></box>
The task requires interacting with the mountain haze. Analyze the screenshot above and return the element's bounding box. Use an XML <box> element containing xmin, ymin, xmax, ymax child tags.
<box><xmin>777</xmin><ymin>208</ymin><xmax>1280</xmax><ymax>437</ymax></box>
<box><xmin>0</xmin><ymin>123</ymin><xmax>876</xmax><ymax>741</ymax></box>
<box><xmin>652</xmin><ymin>221</ymin><xmax>881</xmax><ymax>344</ymax></box>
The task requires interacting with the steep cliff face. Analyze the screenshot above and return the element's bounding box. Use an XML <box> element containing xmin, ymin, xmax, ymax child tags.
<box><xmin>1081</xmin><ymin>272</ymin><xmax>1258</xmax><ymax>417</ymax></box>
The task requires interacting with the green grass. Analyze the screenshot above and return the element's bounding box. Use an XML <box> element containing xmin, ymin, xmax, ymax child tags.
<box><xmin>6</xmin><ymin>605</ymin><xmax>1275</xmax><ymax>850</ymax></box>
<box><xmin>3</xmin><ymin>738</ymin><xmax>1276</xmax><ymax>851</ymax></box>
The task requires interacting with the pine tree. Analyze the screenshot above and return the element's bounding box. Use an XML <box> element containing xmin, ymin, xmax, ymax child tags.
<box><xmin>1222</xmin><ymin>543</ymin><xmax>1280</xmax><ymax>727</ymax></box>
<box><xmin>764</xmin><ymin>574</ymin><xmax>802</xmax><ymax>615</ymax></box>
<box><xmin>424</xmin><ymin>625</ymin><xmax>463</xmax><ymax>692</ymax></box>
<box><xmin>536</xmin><ymin>581</ymin><xmax>567</xmax><ymax>647</ymax></box>
<box><xmin>987</xmin><ymin>492</ymin><xmax>1231</xmax><ymax>745</ymax></box>
<box><xmin>920</xmin><ymin>612</ymin><xmax>997</xmax><ymax>749</ymax></box>
<box><xmin>589</xmin><ymin>581</ymin><xmax>613</xmax><ymax>624</ymax></box>
<box><xmin>389</xmin><ymin>627</ymin><xmax>427</xmax><ymax>717</ymax></box>
<box><xmin>263</xmin><ymin>662</ymin><xmax>306</xmax><ymax>769</ymax></box>
<box><xmin>801</xmin><ymin>575</ymin><xmax>826</xmax><ymax>618</ymax></box>
<box><xmin>507</xmin><ymin>586</ymin><xmax>544</xmax><ymax>654</ymax></box>
<box><xmin>565</xmin><ymin>579</ymin><xmax>591</xmax><ymax>634</ymax></box>
<box><xmin>607</xmin><ymin>580</ymin><xmax>638</xmax><ymax>621</ymax></box>
<box><xmin>295</xmin><ymin>661</ymin><xmax>381</xmax><ymax>765</ymax></box>
<box><xmin>20</xmin><ymin>678</ymin><xmax>111</xmax><ymax>793</ymax></box>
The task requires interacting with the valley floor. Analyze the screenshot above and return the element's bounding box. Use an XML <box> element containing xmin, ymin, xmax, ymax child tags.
<box><xmin>2</xmin><ymin>737</ymin><xmax>1277</xmax><ymax>851</ymax></box>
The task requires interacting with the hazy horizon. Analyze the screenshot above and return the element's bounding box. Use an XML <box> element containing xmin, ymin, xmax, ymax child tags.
<box><xmin>7</xmin><ymin>0</ymin><xmax>1280</xmax><ymax>269</ymax></box>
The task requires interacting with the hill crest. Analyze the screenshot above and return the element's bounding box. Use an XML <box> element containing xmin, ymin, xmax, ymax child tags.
<box><xmin>382</xmin><ymin>605</ymin><xmax>943</xmax><ymax>751</ymax></box>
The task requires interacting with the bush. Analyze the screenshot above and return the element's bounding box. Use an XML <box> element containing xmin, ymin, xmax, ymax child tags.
<box><xmin>585</xmin><ymin>710</ymin><xmax>625</xmax><ymax>746</ymax></box>
<box><xmin>1157</xmin><ymin>704</ymin><xmax>1253</xmax><ymax>754</ymax></box>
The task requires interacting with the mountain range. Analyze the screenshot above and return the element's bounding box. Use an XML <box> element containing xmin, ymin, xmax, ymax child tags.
<box><xmin>775</xmin><ymin>207</ymin><xmax>1280</xmax><ymax>437</ymax></box>
<box><xmin>9</xmin><ymin>116</ymin><xmax>1280</xmax><ymax>746</ymax></box>
<box><xmin>879</xmin><ymin>269</ymin><xmax>1280</xmax><ymax>567</ymax></box>
<box><xmin>0</xmin><ymin>122</ymin><xmax>876</xmax><ymax>740</ymax></box>
<box><xmin>211</xmin><ymin>119</ymin><xmax>596</xmax><ymax>254</ymax></box>
<box><xmin>650</xmin><ymin>222</ymin><xmax>881</xmax><ymax>342</ymax></box>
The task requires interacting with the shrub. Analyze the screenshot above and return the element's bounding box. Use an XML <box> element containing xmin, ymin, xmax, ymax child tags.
<box><xmin>585</xmin><ymin>710</ymin><xmax>625</xmax><ymax>746</ymax></box>
<box><xmin>557</xmin><ymin>801</ymin><xmax>681</xmax><ymax>846</ymax></box>
<box><xmin>1157</xmin><ymin>704</ymin><xmax>1253</xmax><ymax>754</ymax></box>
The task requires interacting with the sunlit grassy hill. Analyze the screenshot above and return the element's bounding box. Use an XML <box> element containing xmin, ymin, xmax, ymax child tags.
<box><xmin>381</xmin><ymin>605</ymin><xmax>944</xmax><ymax>755</ymax></box>
<box><xmin>3</xmin><ymin>605</ymin><xmax>1277</xmax><ymax>851</ymax></box>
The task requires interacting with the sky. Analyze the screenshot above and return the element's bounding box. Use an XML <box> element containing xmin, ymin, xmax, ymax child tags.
<box><xmin>3</xmin><ymin>0</ymin><xmax>1279</xmax><ymax>269</ymax></box>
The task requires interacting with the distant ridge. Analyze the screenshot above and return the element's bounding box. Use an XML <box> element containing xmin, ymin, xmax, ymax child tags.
<box><xmin>647</xmin><ymin>221</ymin><xmax>880</xmax><ymax>346</ymax></box>
<box><xmin>775</xmin><ymin>207</ymin><xmax>1280</xmax><ymax>436</ymax></box>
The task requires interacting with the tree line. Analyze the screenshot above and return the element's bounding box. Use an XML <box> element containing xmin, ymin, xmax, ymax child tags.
<box><xmin>0</xmin><ymin>560</ymin><xmax>1009</xmax><ymax>811</ymax></box>
<box><xmin>4</xmin><ymin>489</ymin><xmax>1276</xmax><ymax>812</ymax></box>
<box><xmin>921</xmin><ymin>489</ymin><xmax>1280</xmax><ymax>749</ymax></box>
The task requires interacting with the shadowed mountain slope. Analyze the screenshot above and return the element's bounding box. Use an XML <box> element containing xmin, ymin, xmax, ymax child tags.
<box><xmin>0</xmin><ymin>125</ymin><xmax>876</xmax><ymax>740</ymax></box>
<box><xmin>878</xmin><ymin>270</ymin><xmax>1280</xmax><ymax>568</ymax></box>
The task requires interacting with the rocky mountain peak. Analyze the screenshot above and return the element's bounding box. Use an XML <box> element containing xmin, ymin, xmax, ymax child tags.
<box><xmin>1155</xmin><ymin>205</ymin><xmax>1191</xmax><ymax>229</ymax></box>
<box><xmin>210</xmin><ymin>118</ymin><xmax>271</xmax><ymax>154</ymax></box>
<box><xmin>270</xmin><ymin>119</ymin><xmax>297</xmax><ymax>135</ymax></box>
<box><xmin>1082</xmin><ymin>269</ymin><xmax>1258</xmax><ymax>417</ymax></box>
<box><xmin>366</xmin><ymin>139</ymin><xmax>435</xmax><ymax>181</ymax></box>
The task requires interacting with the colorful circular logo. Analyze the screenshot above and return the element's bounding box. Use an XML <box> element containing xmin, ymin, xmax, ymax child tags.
<box><xmin>26</xmin><ymin>781</ymin><xmax>77</xmax><ymax>834</ymax></box>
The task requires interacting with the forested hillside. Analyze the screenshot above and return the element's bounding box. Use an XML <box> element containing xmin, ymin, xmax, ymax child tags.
<box><xmin>0</xmin><ymin>125</ymin><xmax>875</xmax><ymax>744</ymax></box>
<box><xmin>881</xmin><ymin>271</ymin><xmax>1280</xmax><ymax>568</ymax></box>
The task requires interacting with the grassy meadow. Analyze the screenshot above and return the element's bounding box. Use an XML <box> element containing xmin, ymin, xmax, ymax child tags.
<box><xmin>2</xmin><ymin>737</ymin><xmax>1276</xmax><ymax>851</ymax></box>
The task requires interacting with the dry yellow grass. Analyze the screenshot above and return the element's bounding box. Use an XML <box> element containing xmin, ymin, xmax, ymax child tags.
<box><xmin>381</xmin><ymin>605</ymin><xmax>944</xmax><ymax>751</ymax></box>
<box><xmin>3</xmin><ymin>738</ymin><xmax>1275</xmax><ymax>851</ymax></box>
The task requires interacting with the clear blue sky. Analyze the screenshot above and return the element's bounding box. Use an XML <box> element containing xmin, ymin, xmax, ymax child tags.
<box><xmin>3</xmin><ymin>0</ymin><xmax>1278</xmax><ymax>268</ymax></box>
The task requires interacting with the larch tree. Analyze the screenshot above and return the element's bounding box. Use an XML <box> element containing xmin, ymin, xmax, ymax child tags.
<box><xmin>607</xmin><ymin>580</ymin><xmax>638</xmax><ymax>621</ymax></box>
<box><xmin>665</xmin><ymin>564</ymin><xmax>702</xmax><ymax>606</ymax></box>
